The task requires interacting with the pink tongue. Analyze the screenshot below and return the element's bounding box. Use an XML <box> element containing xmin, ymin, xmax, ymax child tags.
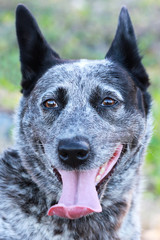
<box><xmin>48</xmin><ymin>169</ymin><xmax>102</xmax><ymax>219</ymax></box>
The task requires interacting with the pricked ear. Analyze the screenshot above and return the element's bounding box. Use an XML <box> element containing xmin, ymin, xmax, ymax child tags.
<box><xmin>16</xmin><ymin>4</ymin><xmax>61</xmax><ymax>96</ymax></box>
<box><xmin>105</xmin><ymin>7</ymin><xmax>150</xmax><ymax>91</ymax></box>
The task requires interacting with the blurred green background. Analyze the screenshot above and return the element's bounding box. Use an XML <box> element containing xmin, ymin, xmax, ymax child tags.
<box><xmin>0</xmin><ymin>0</ymin><xmax>160</xmax><ymax>198</ymax></box>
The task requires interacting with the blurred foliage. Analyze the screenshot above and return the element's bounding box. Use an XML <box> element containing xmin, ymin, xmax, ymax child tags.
<box><xmin>0</xmin><ymin>0</ymin><xmax>160</xmax><ymax>195</ymax></box>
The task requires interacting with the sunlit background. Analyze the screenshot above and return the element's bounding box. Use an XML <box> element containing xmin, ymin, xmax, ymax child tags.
<box><xmin>0</xmin><ymin>0</ymin><xmax>160</xmax><ymax>239</ymax></box>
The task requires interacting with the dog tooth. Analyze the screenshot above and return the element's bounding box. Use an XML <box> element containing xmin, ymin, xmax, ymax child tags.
<box><xmin>95</xmin><ymin>174</ymin><xmax>101</xmax><ymax>183</ymax></box>
<box><xmin>100</xmin><ymin>167</ymin><xmax>105</xmax><ymax>175</ymax></box>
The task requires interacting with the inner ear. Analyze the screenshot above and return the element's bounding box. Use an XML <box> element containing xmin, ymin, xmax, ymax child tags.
<box><xmin>16</xmin><ymin>4</ymin><xmax>61</xmax><ymax>96</ymax></box>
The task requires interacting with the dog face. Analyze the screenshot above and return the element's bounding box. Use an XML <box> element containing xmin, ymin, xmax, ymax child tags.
<box><xmin>15</xmin><ymin>5</ymin><xmax>151</xmax><ymax>220</ymax></box>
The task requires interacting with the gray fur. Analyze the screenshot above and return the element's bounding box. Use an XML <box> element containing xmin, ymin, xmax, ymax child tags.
<box><xmin>0</xmin><ymin>6</ymin><xmax>152</xmax><ymax>240</ymax></box>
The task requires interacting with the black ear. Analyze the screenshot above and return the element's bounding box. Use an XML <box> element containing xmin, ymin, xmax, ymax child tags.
<box><xmin>16</xmin><ymin>4</ymin><xmax>61</xmax><ymax>96</ymax></box>
<box><xmin>105</xmin><ymin>7</ymin><xmax>150</xmax><ymax>91</ymax></box>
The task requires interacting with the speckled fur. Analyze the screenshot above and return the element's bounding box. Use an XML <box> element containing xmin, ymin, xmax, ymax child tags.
<box><xmin>0</xmin><ymin>5</ymin><xmax>152</xmax><ymax>240</ymax></box>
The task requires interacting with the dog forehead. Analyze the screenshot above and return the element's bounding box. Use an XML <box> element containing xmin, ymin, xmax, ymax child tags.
<box><xmin>42</xmin><ymin>59</ymin><xmax>112</xmax><ymax>84</ymax></box>
<box><xmin>36</xmin><ymin>58</ymin><xmax>135</xmax><ymax>98</ymax></box>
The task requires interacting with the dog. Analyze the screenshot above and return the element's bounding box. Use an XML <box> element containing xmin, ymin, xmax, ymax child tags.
<box><xmin>0</xmin><ymin>4</ymin><xmax>152</xmax><ymax>240</ymax></box>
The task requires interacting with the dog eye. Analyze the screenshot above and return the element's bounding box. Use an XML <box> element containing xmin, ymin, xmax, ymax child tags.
<box><xmin>43</xmin><ymin>99</ymin><xmax>58</xmax><ymax>108</ymax></box>
<box><xmin>101</xmin><ymin>97</ymin><xmax>117</xmax><ymax>106</ymax></box>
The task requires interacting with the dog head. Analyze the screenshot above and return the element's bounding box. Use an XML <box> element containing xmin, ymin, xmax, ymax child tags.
<box><xmin>15</xmin><ymin>5</ymin><xmax>151</xmax><ymax>219</ymax></box>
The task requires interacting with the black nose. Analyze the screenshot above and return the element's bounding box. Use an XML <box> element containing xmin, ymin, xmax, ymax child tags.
<box><xmin>58</xmin><ymin>138</ymin><xmax>90</xmax><ymax>168</ymax></box>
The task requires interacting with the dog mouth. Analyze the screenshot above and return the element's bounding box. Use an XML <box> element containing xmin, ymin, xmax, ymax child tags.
<box><xmin>48</xmin><ymin>144</ymin><xmax>123</xmax><ymax>219</ymax></box>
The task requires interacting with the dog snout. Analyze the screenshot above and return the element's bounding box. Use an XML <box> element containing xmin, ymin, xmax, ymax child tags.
<box><xmin>58</xmin><ymin>138</ymin><xmax>90</xmax><ymax>168</ymax></box>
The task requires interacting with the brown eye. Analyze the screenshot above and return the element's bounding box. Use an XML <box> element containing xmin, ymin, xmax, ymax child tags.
<box><xmin>43</xmin><ymin>99</ymin><xmax>58</xmax><ymax>108</ymax></box>
<box><xmin>101</xmin><ymin>97</ymin><xmax>117</xmax><ymax>106</ymax></box>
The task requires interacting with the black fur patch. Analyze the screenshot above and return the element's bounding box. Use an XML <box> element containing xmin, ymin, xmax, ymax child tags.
<box><xmin>16</xmin><ymin>5</ymin><xmax>64</xmax><ymax>96</ymax></box>
<box><xmin>105</xmin><ymin>7</ymin><xmax>150</xmax><ymax>92</ymax></box>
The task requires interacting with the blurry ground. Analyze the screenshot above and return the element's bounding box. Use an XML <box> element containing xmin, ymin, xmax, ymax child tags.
<box><xmin>141</xmin><ymin>198</ymin><xmax>160</xmax><ymax>240</ymax></box>
<box><xmin>0</xmin><ymin>108</ymin><xmax>160</xmax><ymax>240</ymax></box>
